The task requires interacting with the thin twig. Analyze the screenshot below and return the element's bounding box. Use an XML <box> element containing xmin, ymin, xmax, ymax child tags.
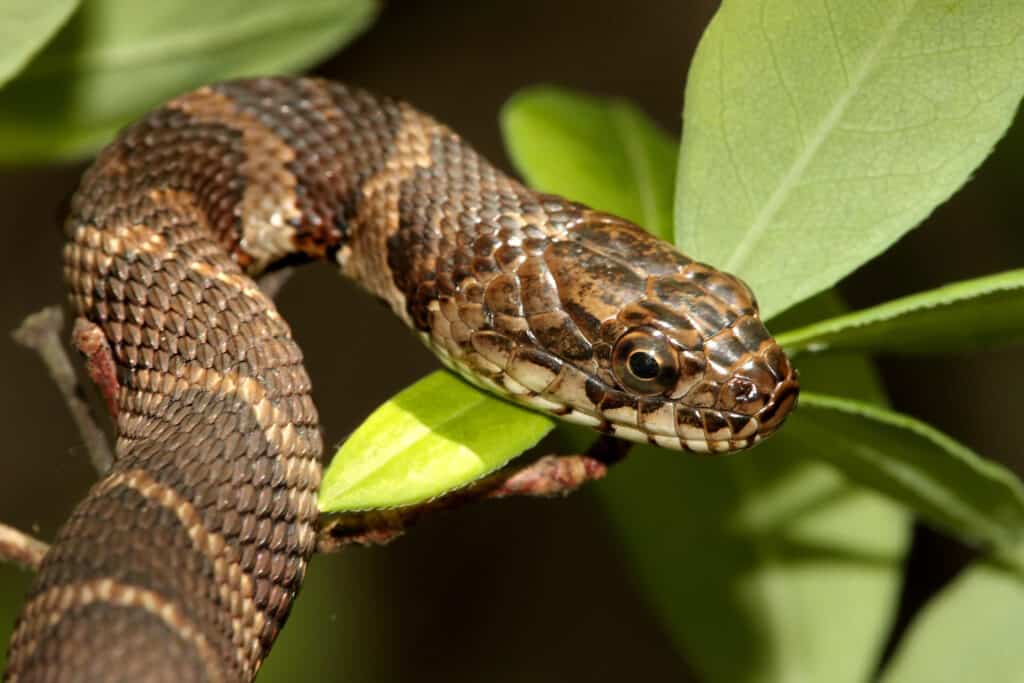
<box><xmin>0</xmin><ymin>522</ymin><xmax>49</xmax><ymax>572</ymax></box>
<box><xmin>12</xmin><ymin>306</ymin><xmax>114</xmax><ymax>474</ymax></box>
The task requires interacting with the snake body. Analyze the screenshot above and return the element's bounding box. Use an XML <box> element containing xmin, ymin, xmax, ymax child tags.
<box><xmin>5</xmin><ymin>78</ymin><xmax>797</xmax><ymax>682</ymax></box>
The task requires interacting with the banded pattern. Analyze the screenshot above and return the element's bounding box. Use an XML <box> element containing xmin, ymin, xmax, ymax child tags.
<box><xmin>6</xmin><ymin>77</ymin><xmax>797</xmax><ymax>682</ymax></box>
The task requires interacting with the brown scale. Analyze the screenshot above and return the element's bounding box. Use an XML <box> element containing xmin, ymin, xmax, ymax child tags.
<box><xmin>6</xmin><ymin>77</ymin><xmax>798</xmax><ymax>683</ymax></box>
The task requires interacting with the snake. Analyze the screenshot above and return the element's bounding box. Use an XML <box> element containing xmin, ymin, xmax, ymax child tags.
<box><xmin>4</xmin><ymin>77</ymin><xmax>798</xmax><ymax>682</ymax></box>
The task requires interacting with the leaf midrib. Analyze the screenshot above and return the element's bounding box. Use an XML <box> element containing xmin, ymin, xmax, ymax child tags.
<box><xmin>724</xmin><ymin>0</ymin><xmax>919</xmax><ymax>274</ymax></box>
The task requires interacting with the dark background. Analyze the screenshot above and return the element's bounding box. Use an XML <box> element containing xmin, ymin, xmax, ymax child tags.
<box><xmin>1</xmin><ymin>1</ymin><xmax>1021</xmax><ymax>680</ymax></box>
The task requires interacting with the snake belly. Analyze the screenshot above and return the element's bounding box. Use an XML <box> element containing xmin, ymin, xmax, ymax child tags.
<box><xmin>5</xmin><ymin>77</ymin><xmax>797</xmax><ymax>683</ymax></box>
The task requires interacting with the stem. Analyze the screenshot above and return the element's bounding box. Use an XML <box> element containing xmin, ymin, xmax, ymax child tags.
<box><xmin>12</xmin><ymin>307</ymin><xmax>114</xmax><ymax>474</ymax></box>
<box><xmin>0</xmin><ymin>523</ymin><xmax>49</xmax><ymax>572</ymax></box>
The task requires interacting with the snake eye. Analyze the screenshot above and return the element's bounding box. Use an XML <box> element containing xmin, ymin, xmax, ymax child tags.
<box><xmin>612</xmin><ymin>327</ymin><xmax>680</xmax><ymax>395</ymax></box>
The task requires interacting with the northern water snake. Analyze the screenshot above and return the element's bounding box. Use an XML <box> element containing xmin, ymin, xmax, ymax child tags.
<box><xmin>5</xmin><ymin>77</ymin><xmax>798</xmax><ymax>682</ymax></box>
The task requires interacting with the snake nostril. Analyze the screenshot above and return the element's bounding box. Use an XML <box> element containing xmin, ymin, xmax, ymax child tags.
<box><xmin>759</xmin><ymin>383</ymin><xmax>799</xmax><ymax>432</ymax></box>
<box><xmin>731</xmin><ymin>378</ymin><xmax>757</xmax><ymax>402</ymax></box>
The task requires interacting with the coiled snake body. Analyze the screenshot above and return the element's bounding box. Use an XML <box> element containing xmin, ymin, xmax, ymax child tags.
<box><xmin>5</xmin><ymin>78</ymin><xmax>798</xmax><ymax>682</ymax></box>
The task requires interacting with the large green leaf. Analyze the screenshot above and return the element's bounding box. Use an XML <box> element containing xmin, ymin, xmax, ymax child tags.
<box><xmin>600</xmin><ymin>295</ymin><xmax>908</xmax><ymax>683</ymax></box>
<box><xmin>0</xmin><ymin>0</ymin><xmax>378</xmax><ymax>164</ymax></box>
<box><xmin>0</xmin><ymin>0</ymin><xmax>79</xmax><ymax>88</ymax></box>
<box><xmin>502</xmin><ymin>87</ymin><xmax>908</xmax><ymax>683</ymax></box>
<box><xmin>501</xmin><ymin>87</ymin><xmax>676</xmax><ymax>241</ymax></box>
<box><xmin>879</xmin><ymin>553</ymin><xmax>1024</xmax><ymax>683</ymax></box>
<box><xmin>318</xmin><ymin>371</ymin><xmax>554</xmax><ymax>512</ymax></box>
<box><xmin>677</xmin><ymin>0</ymin><xmax>1024</xmax><ymax>318</ymax></box>
<box><xmin>777</xmin><ymin>269</ymin><xmax>1024</xmax><ymax>356</ymax></box>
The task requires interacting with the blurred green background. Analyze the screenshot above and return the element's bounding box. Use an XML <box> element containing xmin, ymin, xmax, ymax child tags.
<box><xmin>0</xmin><ymin>2</ymin><xmax>1021</xmax><ymax>680</ymax></box>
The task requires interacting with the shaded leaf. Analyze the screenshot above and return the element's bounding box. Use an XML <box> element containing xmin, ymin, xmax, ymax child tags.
<box><xmin>0</xmin><ymin>0</ymin><xmax>378</xmax><ymax>163</ymax></box>
<box><xmin>792</xmin><ymin>393</ymin><xmax>1024</xmax><ymax>549</ymax></box>
<box><xmin>318</xmin><ymin>371</ymin><xmax>554</xmax><ymax>512</ymax></box>
<box><xmin>677</xmin><ymin>0</ymin><xmax>1024</xmax><ymax>318</ymax></box>
<box><xmin>501</xmin><ymin>86</ymin><xmax>676</xmax><ymax>241</ymax></box>
<box><xmin>777</xmin><ymin>269</ymin><xmax>1024</xmax><ymax>356</ymax></box>
<box><xmin>0</xmin><ymin>0</ymin><xmax>79</xmax><ymax>88</ymax></box>
<box><xmin>598</xmin><ymin>293</ymin><xmax>909</xmax><ymax>683</ymax></box>
<box><xmin>879</xmin><ymin>555</ymin><xmax>1024</xmax><ymax>683</ymax></box>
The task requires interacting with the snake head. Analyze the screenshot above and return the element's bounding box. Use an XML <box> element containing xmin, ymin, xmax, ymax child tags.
<box><xmin>594</xmin><ymin>263</ymin><xmax>800</xmax><ymax>453</ymax></box>
<box><xmin>470</xmin><ymin>213</ymin><xmax>799</xmax><ymax>454</ymax></box>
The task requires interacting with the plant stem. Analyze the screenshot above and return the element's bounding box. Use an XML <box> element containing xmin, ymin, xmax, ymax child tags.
<box><xmin>0</xmin><ymin>523</ymin><xmax>49</xmax><ymax>572</ymax></box>
<box><xmin>12</xmin><ymin>306</ymin><xmax>114</xmax><ymax>475</ymax></box>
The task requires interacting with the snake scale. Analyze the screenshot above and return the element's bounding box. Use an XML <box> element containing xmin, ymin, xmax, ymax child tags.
<box><xmin>5</xmin><ymin>77</ymin><xmax>798</xmax><ymax>682</ymax></box>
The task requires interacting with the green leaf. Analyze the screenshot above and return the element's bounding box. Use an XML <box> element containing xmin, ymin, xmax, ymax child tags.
<box><xmin>677</xmin><ymin>0</ymin><xmax>1024</xmax><ymax>318</ymax></box>
<box><xmin>792</xmin><ymin>393</ymin><xmax>1024</xmax><ymax>549</ymax></box>
<box><xmin>318</xmin><ymin>371</ymin><xmax>554</xmax><ymax>512</ymax></box>
<box><xmin>0</xmin><ymin>0</ymin><xmax>79</xmax><ymax>88</ymax></box>
<box><xmin>501</xmin><ymin>86</ymin><xmax>676</xmax><ymax>241</ymax></box>
<box><xmin>0</xmin><ymin>0</ymin><xmax>378</xmax><ymax>164</ymax></box>
<box><xmin>602</xmin><ymin>443</ymin><xmax>907</xmax><ymax>683</ymax></box>
<box><xmin>600</xmin><ymin>293</ymin><xmax>909</xmax><ymax>683</ymax></box>
<box><xmin>502</xmin><ymin>89</ymin><xmax>909</xmax><ymax>683</ymax></box>
<box><xmin>879</xmin><ymin>556</ymin><xmax>1024</xmax><ymax>683</ymax></box>
<box><xmin>777</xmin><ymin>269</ymin><xmax>1024</xmax><ymax>356</ymax></box>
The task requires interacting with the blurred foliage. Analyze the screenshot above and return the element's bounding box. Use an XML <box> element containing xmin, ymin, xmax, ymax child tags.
<box><xmin>0</xmin><ymin>0</ymin><xmax>377</xmax><ymax>163</ymax></box>
<box><xmin>0</xmin><ymin>0</ymin><xmax>78</xmax><ymax>88</ymax></box>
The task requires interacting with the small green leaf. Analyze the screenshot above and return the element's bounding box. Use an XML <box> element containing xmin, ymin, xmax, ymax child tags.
<box><xmin>777</xmin><ymin>269</ymin><xmax>1024</xmax><ymax>356</ymax></box>
<box><xmin>501</xmin><ymin>86</ymin><xmax>676</xmax><ymax>241</ymax></box>
<box><xmin>0</xmin><ymin>0</ymin><xmax>79</xmax><ymax>88</ymax></box>
<box><xmin>792</xmin><ymin>393</ymin><xmax>1024</xmax><ymax>549</ymax></box>
<box><xmin>0</xmin><ymin>0</ymin><xmax>378</xmax><ymax>164</ymax></box>
<box><xmin>677</xmin><ymin>0</ymin><xmax>1024</xmax><ymax>318</ymax></box>
<box><xmin>318</xmin><ymin>371</ymin><xmax>554</xmax><ymax>512</ymax></box>
<box><xmin>879</xmin><ymin>556</ymin><xmax>1024</xmax><ymax>683</ymax></box>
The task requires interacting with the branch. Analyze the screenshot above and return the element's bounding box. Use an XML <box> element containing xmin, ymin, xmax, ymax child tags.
<box><xmin>0</xmin><ymin>523</ymin><xmax>49</xmax><ymax>572</ymax></box>
<box><xmin>12</xmin><ymin>307</ymin><xmax>114</xmax><ymax>474</ymax></box>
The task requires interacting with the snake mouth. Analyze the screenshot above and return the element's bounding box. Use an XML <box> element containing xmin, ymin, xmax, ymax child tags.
<box><xmin>548</xmin><ymin>371</ymin><xmax>800</xmax><ymax>455</ymax></box>
<box><xmin>545</xmin><ymin>395</ymin><xmax>777</xmax><ymax>454</ymax></box>
<box><xmin>442</xmin><ymin>333</ymin><xmax>798</xmax><ymax>455</ymax></box>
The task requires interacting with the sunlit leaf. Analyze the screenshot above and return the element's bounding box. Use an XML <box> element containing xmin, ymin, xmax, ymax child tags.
<box><xmin>0</xmin><ymin>0</ymin><xmax>378</xmax><ymax>163</ymax></box>
<box><xmin>318</xmin><ymin>371</ymin><xmax>554</xmax><ymax>512</ymax></box>
<box><xmin>777</xmin><ymin>269</ymin><xmax>1024</xmax><ymax>356</ymax></box>
<box><xmin>677</xmin><ymin>0</ymin><xmax>1024</xmax><ymax>318</ymax></box>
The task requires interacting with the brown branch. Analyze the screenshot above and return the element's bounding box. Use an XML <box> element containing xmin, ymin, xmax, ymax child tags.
<box><xmin>0</xmin><ymin>523</ymin><xmax>49</xmax><ymax>572</ymax></box>
<box><xmin>316</xmin><ymin>435</ymin><xmax>629</xmax><ymax>552</ymax></box>
<box><xmin>12</xmin><ymin>307</ymin><xmax>114</xmax><ymax>474</ymax></box>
